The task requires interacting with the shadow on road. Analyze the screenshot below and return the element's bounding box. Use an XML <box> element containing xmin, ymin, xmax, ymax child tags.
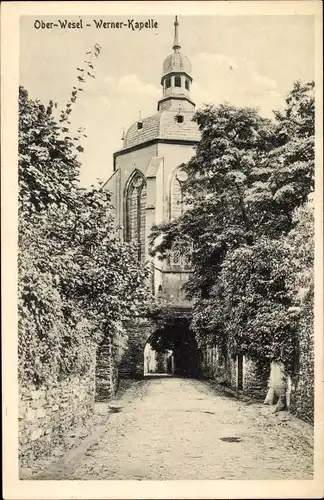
<box><xmin>143</xmin><ymin>373</ymin><xmax>173</xmax><ymax>379</ymax></box>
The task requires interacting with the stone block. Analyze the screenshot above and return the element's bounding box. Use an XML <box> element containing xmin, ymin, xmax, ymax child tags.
<box><xmin>30</xmin><ymin>400</ymin><xmax>41</xmax><ymax>410</ymax></box>
<box><xmin>30</xmin><ymin>427</ymin><xmax>43</xmax><ymax>441</ymax></box>
<box><xmin>25</xmin><ymin>408</ymin><xmax>36</xmax><ymax>422</ymax></box>
<box><xmin>36</xmin><ymin>407</ymin><xmax>47</xmax><ymax>419</ymax></box>
<box><xmin>19</xmin><ymin>362</ymin><xmax>96</xmax><ymax>468</ymax></box>
<box><xmin>30</xmin><ymin>390</ymin><xmax>44</xmax><ymax>400</ymax></box>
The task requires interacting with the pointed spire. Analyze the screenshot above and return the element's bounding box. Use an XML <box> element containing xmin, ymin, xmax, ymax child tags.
<box><xmin>172</xmin><ymin>15</ymin><xmax>181</xmax><ymax>51</ymax></box>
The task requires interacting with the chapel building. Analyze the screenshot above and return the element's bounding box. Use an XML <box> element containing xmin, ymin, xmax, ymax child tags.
<box><xmin>105</xmin><ymin>17</ymin><xmax>200</xmax><ymax>307</ymax></box>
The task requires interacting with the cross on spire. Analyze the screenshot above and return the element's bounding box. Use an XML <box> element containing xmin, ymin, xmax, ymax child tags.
<box><xmin>173</xmin><ymin>15</ymin><xmax>181</xmax><ymax>51</ymax></box>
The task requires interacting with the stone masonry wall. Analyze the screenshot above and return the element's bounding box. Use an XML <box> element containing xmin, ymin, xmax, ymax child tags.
<box><xmin>119</xmin><ymin>319</ymin><xmax>155</xmax><ymax>378</ymax></box>
<box><xmin>19</xmin><ymin>367</ymin><xmax>95</xmax><ymax>468</ymax></box>
<box><xmin>200</xmin><ymin>346</ymin><xmax>267</xmax><ymax>398</ymax></box>
<box><xmin>200</xmin><ymin>346</ymin><xmax>234</xmax><ymax>386</ymax></box>
<box><xmin>96</xmin><ymin>342</ymin><xmax>119</xmax><ymax>402</ymax></box>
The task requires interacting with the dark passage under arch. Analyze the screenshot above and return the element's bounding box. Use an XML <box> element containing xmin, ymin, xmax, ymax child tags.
<box><xmin>147</xmin><ymin>309</ymin><xmax>201</xmax><ymax>378</ymax></box>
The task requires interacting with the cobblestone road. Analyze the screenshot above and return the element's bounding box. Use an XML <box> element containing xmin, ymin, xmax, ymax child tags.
<box><xmin>41</xmin><ymin>377</ymin><xmax>313</xmax><ymax>480</ymax></box>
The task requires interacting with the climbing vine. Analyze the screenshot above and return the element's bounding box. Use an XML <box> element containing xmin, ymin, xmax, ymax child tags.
<box><xmin>18</xmin><ymin>45</ymin><xmax>150</xmax><ymax>388</ymax></box>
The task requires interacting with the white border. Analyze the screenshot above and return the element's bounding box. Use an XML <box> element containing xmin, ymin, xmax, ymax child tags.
<box><xmin>2</xmin><ymin>2</ymin><xmax>323</xmax><ymax>499</ymax></box>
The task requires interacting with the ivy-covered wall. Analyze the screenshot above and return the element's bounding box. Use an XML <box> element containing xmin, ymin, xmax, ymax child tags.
<box><xmin>243</xmin><ymin>358</ymin><xmax>269</xmax><ymax>399</ymax></box>
<box><xmin>200</xmin><ymin>345</ymin><xmax>268</xmax><ymax>398</ymax></box>
<box><xmin>95</xmin><ymin>342</ymin><xmax>119</xmax><ymax>401</ymax></box>
<box><xmin>290</xmin><ymin>317</ymin><xmax>314</xmax><ymax>423</ymax></box>
<box><xmin>200</xmin><ymin>346</ymin><xmax>235</xmax><ymax>387</ymax></box>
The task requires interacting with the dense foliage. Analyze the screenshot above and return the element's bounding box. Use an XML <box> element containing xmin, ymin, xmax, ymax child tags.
<box><xmin>150</xmin><ymin>81</ymin><xmax>315</xmax><ymax>374</ymax></box>
<box><xmin>18</xmin><ymin>50</ymin><xmax>150</xmax><ymax>387</ymax></box>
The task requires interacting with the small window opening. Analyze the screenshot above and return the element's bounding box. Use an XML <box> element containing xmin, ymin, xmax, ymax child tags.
<box><xmin>137</xmin><ymin>121</ymin><xmax>143</xmax><ymax>130</ymax></box>
<box><xmin>176</xmin><ymin>115</ymin><xmax>184</xmax><ymax>124</ymax></box>
<box><xmin>175</xmin><ymin>76</ymin><xmax>182</xmax><ymax>87</ymax></box>
<box><xmin>166</xmin><ymin>77</ymin><xmax>171</xmax><ymax>89</ymax></box>
<box><xmin>185</xmin><ymin>79</ymin><xmax>190</xmax><ymax>91</ymax></box>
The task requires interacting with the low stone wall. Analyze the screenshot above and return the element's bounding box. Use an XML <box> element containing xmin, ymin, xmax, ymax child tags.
<box><xmin>200</xmin><ymin>346</ymin><xmax>267</xmax><ymax>398</ymax></box>
<box><xmin>19</xmin><ymin>368</ymin><xmax>95</xmax><ymax>468</ymax></box>
<box><xmin>200</xmin><ymin>340</ymin><xmax>313</xmax><ymax>422</ymax></box>
<box><xmin>200</xmin><ymin>346</ymin><xmax>234</xmax><ymax>387</ymax></box>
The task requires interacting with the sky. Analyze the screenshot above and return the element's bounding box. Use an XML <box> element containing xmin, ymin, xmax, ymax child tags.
<box><xmin>20</xmin><ymin>14</ymin><xmax>315</xmax><ymax>187</ymax></box>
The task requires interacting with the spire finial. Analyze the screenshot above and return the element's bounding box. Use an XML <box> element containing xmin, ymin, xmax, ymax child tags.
<box><xmin>173</xmin><ymin>15</ymin><xmax>181</xmax><ymax>51</ymax></box>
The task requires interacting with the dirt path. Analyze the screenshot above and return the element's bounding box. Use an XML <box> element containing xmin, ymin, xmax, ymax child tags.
<box><xmin>38</xmin><ymin>377</ymin><xmax>313</xmax><ymax>480</ymax></box>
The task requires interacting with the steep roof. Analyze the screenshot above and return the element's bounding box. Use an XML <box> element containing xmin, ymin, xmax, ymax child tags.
<box><xmin>122</xmin><ymin>110</ymin><xmax>200</xmax><ymax>150</ymax></box>
<box><xmin>162</xmin><ymin>51</ymin><xmax>192</xmax><ymax>77</ymax></box>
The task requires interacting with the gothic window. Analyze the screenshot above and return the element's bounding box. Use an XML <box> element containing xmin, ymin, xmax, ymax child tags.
<box><xmin>182</xmin><ymin>244</ymin><xmax>192</xmax><ymax>269</ymax></box>
<box><xmin>125</xmin><ymin>172</ymin><xmax>147</xmax><ymax>263</ymax></box>
<box><xmin>175</xmin><ymin>76</ymin><xmax>181</xmax><ymax>87</ymax></box>
<box><xmin>170</xmin><ymin>174</ymin><xmax>183</xmax><ymax>221</ymax></box>
<box><xmin>169</xmin><ymin>167</ymin><xmax>192</xmax><ymax>269</ymax></box>
<box><xmin>170</xmin><ymin>246</ymin><xmax>181</xmax><ymax>267</ymax></box>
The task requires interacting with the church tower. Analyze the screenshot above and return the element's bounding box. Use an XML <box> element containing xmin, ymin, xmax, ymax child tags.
<box><xmin>158</xmin><ymin>16</ymin><xmax>195</xmax><ymax>113</ymax></box>
<box><xmin>105</xmin><ymin>16</ymin><xmax>200</xmax><ymax>307</ymax></box>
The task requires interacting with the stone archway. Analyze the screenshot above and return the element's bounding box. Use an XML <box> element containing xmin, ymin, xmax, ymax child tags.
<box><xmin>148</xmin><ymin>307</ymin><xmax>201</xmax><ymax>378</ymax></box>
<box><xmin>116</xmin><ymin>309</ymin><xmax>201</xmax><ymax>381</ymax></box>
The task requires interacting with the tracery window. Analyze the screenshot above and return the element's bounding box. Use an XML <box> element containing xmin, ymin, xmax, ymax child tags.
<box><xmin>125</xmin><ymin>172</ymin><xmax>147</xmax><ymax>263</ymax></box>
<box><xmin>169</xmin><ymin>168</ymin><xmax>192</xmax><ymax>269</ymax></box>
<box><xmin>170</xmin><ymin>174</ymin><xmax>183</xmax><ymax>221</ymax></box>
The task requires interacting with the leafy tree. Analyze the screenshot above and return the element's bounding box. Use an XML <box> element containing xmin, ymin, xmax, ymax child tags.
<box><xmin>280</xmin><ymin>201</ymin><xmax>314</xmax><ymax>418</ymax></box>
<box><xmin>150</xmin><ymin>104</ymin><xmax>275</xmax><ymax>297</ymax></box>
<box><xmin>247</xmin><ymin>80</ymin><xmax>315</xmax><ymax>236</ymax></box>
<box><xmin>149</xmin><ymin>81</ymin><xmax>315</xmax><ymax>375</ymax></box>
<box><xmin>18</xmin><ymin>48</ymin><xmax>151</xmax><ymax>387</ymax></box>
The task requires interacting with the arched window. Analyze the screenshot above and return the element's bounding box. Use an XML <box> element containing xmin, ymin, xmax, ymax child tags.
<box><xmin>125</xmin><ymin>171</ymin><xmax>147</xmax><ymax>263</ymax></box>
<box><xmin>170</xmin><ymin>174</ymin><xmax>183</xmax><ymax>221</ymax></box>
<box><xmin>165</xmin><ymin>77</ymin><xmax>171</xmax><ymax>89</ymax></box>
<box><xmin>185</xmin><ymin>79</ymin><xmax>190</xmax><ymax>91</ymax></box>
<box><xmin>174</xmin><ymin>76</ymin><xmax>182</xmax><ymax>87</ymax></box>
<box><xmin>169</xmin><ymin>168</ymin><xmax>192</xmax><ymax>269</ymax></box>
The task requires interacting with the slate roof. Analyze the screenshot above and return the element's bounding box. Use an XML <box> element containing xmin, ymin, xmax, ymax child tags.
<box><xmin>162</xmin><ymin>51</ymin><xmax>192</xmax><ymax>77</ymax></box>
<box><xmin>123</xmin><ymin>110</ymin><xmax>200</xmax><ymax>150</ymax></box>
